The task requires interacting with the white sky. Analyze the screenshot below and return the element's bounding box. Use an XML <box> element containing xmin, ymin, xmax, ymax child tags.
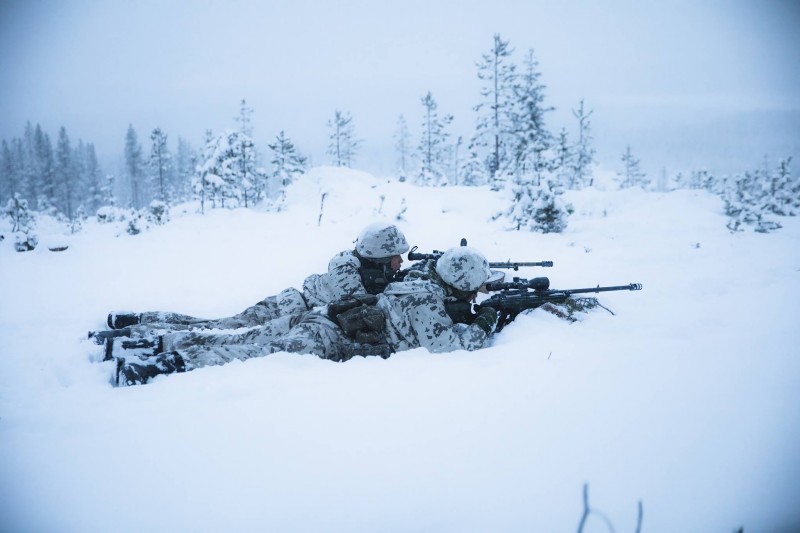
<box><xmin>1</xmin><ymin>0</ymin><xmax>798</xmax><ymax>175</ymax></box>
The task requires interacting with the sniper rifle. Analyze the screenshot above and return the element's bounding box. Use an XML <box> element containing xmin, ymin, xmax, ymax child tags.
<box><xmin>445</xmin><ymin>276</ymin><xmax>642</xmax><ymax>331</ymax></box>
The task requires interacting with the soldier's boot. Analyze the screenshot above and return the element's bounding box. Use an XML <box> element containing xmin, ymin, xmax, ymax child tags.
<box><xmin>107</xmin><ymin>311</ymin><xmax>141</xmax><ymax>330</ymax></box>
<box><xmin>115</xmin><ymin>352</ymin><xmax>185</xmax><ymax>387</ymax></box>
<box><xmin>121</xmin><ymin>336</ymin><xmax>164</xmax><ymax>355</ymax></box>
<box><xmin>103</xmin><ymin>335</ymin><xmax>164</xmax><ymax>362</ymax></box>
<box><xmin>88</xmin><ymin>327</ymin><xmax>133</xmax><ymax>345</ymax></box>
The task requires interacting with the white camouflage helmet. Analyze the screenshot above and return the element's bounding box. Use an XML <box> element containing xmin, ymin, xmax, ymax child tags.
<box><xmin>355</xmin><ymin>222</ymin><xmax>410</xmax><ymax>260</ymax></box>
<box><xmin>435</xmin><ymin>246</ymin><xmax>491</xmax><ymax>292</ymax></box>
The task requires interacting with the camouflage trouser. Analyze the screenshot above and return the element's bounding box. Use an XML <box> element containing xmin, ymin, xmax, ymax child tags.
<box><xmin>129</xmin><ymin>288</ymin><xmax>308</xmax><ymax>337</ymax></box>
<box><xmin>161</xmin><ymin>314</ymin><xmax>296</xmax><ymax>353</ymax></box>
<box><xmin>116</xmin><ymin>311</ymin><xmax>393</xmax><ymax>386</ymax></box>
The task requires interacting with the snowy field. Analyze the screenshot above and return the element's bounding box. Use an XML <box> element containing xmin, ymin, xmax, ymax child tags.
<box><xmin>1</xmin><ymin>167</ymin><xmax>799</xmax><ymax>533</ymax></box>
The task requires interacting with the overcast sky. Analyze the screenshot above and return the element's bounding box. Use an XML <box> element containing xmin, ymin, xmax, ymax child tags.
<box><xmin>1</xmin><ymin>0</ymin><xmax>798</xmax><ymax>175</ymax></box>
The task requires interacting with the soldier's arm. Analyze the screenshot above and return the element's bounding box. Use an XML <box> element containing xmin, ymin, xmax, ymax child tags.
<box><xmin>408</xmin><ymin>297</ymin><xmax>489</xmax><ymax>353</ymax></box>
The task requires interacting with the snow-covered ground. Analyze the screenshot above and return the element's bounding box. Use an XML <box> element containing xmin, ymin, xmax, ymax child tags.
<box><xmin>1</xmin><ymin>167</ymin><xmax>798</xmax><ymax>532</ymax></box>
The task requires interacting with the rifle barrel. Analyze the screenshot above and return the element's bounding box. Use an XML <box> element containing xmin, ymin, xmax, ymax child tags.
<box><xmin>489</xmin><ymin>261</ymin><xmax>554</xmax><ymax>269</ymax></box>
<box><xmin>559</xmin><ymin>283</ymin><xmax>642</xmax><ymax>295</ymax></box>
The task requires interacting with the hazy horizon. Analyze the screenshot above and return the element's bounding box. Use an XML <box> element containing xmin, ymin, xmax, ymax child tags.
<box><xmin>2</xmin><ymin>0</ymin><xmax>798</xmax><ymax>178</ymax></box>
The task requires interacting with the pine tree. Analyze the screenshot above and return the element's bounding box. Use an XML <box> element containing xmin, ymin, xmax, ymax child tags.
<box><xmin>175</xmin><ymin>137</ymin><xmax>196</xmax><ymax>202</ymax></box>
<box><xmin>393</xmin><ymin>114</ymin><xmax>412</xmax><ymax>178</ymax></box>
<box><xmin>148</xmin><ymin>128</ymin><xmax>173</xmax><ymax>203</ymax></box>
<box><xmin>193</xmin><ymin>129</ymin><xmax>260</xmax><ymax>209</ymax></box>
<box><xmin>618</xmin><ymin>145</ymin><xmax>648</xmax><ymax>189</ymax></box>
<box><xmin>267</xmin><ymin>130</ymin><xmax>306</xmax><ymax>210</ymax></box>
<box><xmin>193</xmin><ymin>129</ymin><xmax>215</xmax><ymax>213</ymax></box>
<box><xmin>508</xmin><ymin>48</ymin><xmax>553</xmax><ymax>180</ymax></box>
<box><xmin>766</xmin><ymin>157</ymin><xmax>796</xmax><ymax>216</ymax></box>
<box><xmin>235</xmin><ymin>98</ymin><xmax>254</xmax><ymax>137</ymax></box>
<box><xmin>416</xmin><ymin>91</ymin><xmax>453</xmax><ymax>186</ymax></box>
<box><xmin>0</xmin><ymin>140</ymin><xmax>17</xmax><ymax>206</ymax></box>
<box><xmin>470</xmin><ymin>33</ymin><xmax>517</xmax><ymax>188</ymax></box>
<box><xmin>326</xmin><ymin>110</ymin><xmax>360</xmax><ymax>167</ymax></box>
<box><xmin>33</xmin><ymin>125</ymin><xmax>56</xmax><ymax>211</ymax></box>
<box><xmin>553</xmin><ymin>128</ymin><xmax>573</xmax><ymax>187</ymax></box>
<box><xmin>124</xmin><ymin>125</ymin><xmax>144</xmax><ymax>209</ymax></box>
<box><xmin>54</xmin><ymin>126</ymin><xmax>76</xmax><ymax>219</ymax></box>
<box><xmin>570</xmin><ymin>99</ymin><xmax>596</xmax><ymax>189</ymax></box>
<box><xmin>83</xmin><ymin>143</ymin><xmax>104</xmax><ymax>214</ymax></box>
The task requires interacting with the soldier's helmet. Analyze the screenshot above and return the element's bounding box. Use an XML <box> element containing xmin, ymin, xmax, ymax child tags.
<box><xmin>355</xmin><ymin>222</ymin><xmax>410</xmax><ymax>260</ymax></box>
<box><xmin>435</xmin><ymin>246</ymin><xmax>491</xmax><ymax>292</ymax></box>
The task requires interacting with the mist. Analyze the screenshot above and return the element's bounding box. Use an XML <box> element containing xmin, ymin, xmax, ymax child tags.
<box><xmin>1</xmin><ymin>0</ymin><xmax>798</xmax><ymax>178</ymax></box>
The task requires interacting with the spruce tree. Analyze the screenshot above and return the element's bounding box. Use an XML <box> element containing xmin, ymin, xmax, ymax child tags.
<box><xmin>54</xmin><ymin>126</ymin><xmax>76</xmax><ymax>219</ymax></box>
<box><xmin>393</xmin><ymin>114</ymin><xmax>412</xmax><ymax>178</ymax></box>
<box><xmin>618</xmin><ymin>145</ymin><xmax>648</xmax><ymax>189</ymax></box>
<box><xmin>148</xmin><ymin>128</ymin><xmax>173</xmax><ymax>203</ymax></box>
<box><xmin>416</xmin><ymin>91</ymin><xmax>453</xmax><ymax>186</ymax></box>
<box><xmin>267</xmin><ymin>130</ymin><xmax>306</xmax><ymax>210</ymax></box>
<box><xmin>33</xmin><ymin>125</ymin><xmax>56</xmax><ymax>211</ymax></box>
<box><xmin>508</xmin><ymin>49</ymin><xmax>553</xmax><ymax>180</ymax></box>
<box><xmin>124</xmin><ymin>125</ymin><xmax>144</xmax><ymax>209</ymax></box>
<box><xmin>326</xmin><ymin>110</ymin><xmax>360</xmax><ymax>167</ymax></box>
<box><xmin>470</xmin><ymin>33</ymin><xmax>517</xmax><ymax>188</ymax></box>
<box><xmin>570</xmin><ymin>99</ymin><xmax>596</xmax><ymax>189</ymax></box>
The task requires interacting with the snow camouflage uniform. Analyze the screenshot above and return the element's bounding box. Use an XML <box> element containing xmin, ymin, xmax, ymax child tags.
<box><xmin>104</xmin><ymin>222</ymin><xmax>408</xmax><ymax>338</ymax></box>
<box><xmin>116</xmin><ymin>246</ymin><xmax>499</xmax><ymax>386</ymax></box>
<box><xmin>113</xmin><ymin>223</ymin><xmax>412</xmax><ymax>384</ymax></box>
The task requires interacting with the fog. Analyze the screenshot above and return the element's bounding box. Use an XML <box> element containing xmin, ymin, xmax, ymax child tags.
<box><xmin>1</xmin><ymin>0</ymin><xmax>798</xmax><ymax>177</ymax></box>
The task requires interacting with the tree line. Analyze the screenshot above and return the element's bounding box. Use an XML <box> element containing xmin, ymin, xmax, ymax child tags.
<box><xmin>2</xmin><ymin>33</ymin><xmax>797</xmax><ymax>251</ymax></box>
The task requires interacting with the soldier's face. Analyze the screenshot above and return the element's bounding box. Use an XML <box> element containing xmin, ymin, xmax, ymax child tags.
<box><xmin>389</xmin><ymin>255</ymin><xmax>403</xmax><ymax>271</ymax></box>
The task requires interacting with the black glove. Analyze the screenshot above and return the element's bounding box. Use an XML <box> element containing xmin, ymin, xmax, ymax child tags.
<box><xmin>473</xmin><ymin>306</ymin><xmax>499</xmax><ymax>334</ymax></box>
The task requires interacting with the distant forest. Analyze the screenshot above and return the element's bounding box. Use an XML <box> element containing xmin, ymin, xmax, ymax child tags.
<box><xmin>2</xmin><ymin>34</ymin><xmax>797</xmax><ymax>252</ymax></box>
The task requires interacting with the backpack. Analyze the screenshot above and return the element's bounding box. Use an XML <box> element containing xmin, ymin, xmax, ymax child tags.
<box><xmin>327</xmin><ymin>294</ymin><xmax>388</xmax><ymax>345</ymax></box>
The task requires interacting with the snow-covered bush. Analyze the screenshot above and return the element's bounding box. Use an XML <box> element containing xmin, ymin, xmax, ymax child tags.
<box><xmin>3</xmin><ymin>193</ymin><xmax>38</xmax><ymax>252</ymax></box>
<box><xmin>126</xmin><ymin>209</ymin><xmax>144</xmax><ymax>235</ymax></box>
<box><xmin>147</xmin><ymin>200</ymin><xmax>169</xmax><ymax>225</ymax></box>
<box><xmin>96</xmin><ymin>205</ymin><xmax>127</xmax><ymax>224</ymax></box>
<box><xmin>507</xmin><ymin>174</ymin><xmax>573</xmax><ymax>233</ymax></box>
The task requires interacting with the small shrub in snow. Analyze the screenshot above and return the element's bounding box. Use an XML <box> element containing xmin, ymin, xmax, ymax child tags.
<box><xmin>126</xmin><ymin>210</ymin><xmax>145</xmax><ymax>236</ymax></box>
<box><xmin>147</xmin><ymin>200</ymin><xmax>169</xmax><ymax>225</ymax></box>
<box><xmin>3</xmin><ymin>193</ymin><xmax>38</xmax><ymax>252</ymax></box>
<box><xmin>507</xmin><ymin>174</ymin><xmax>573</xmax><ymax>233</ymax></box>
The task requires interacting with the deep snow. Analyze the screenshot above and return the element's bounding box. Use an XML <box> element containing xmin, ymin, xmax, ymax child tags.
<box><xmin>1</xmin><ymin>167</ymin><xmax>799</xmax><ymax>533</ymax></box>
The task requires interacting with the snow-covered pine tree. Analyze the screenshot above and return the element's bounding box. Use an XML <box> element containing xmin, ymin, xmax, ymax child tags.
<box><xmin>193</xmin><ymin>130</ymin><xmax>215</xmax><ymax>213</ymax></box>
<box><xmin>54</xmin><ymin>126</ymin><xmax>77</xmax><ymax>220</ymax></box>
<box><xmin>124</xmin><ymin>125</ymin><xmax>145</xmax><ymax>209</ymax></box>
<box><xmin>193</xmin><ymin>129</ymin><xmax>260</xmax><ymax>209</ymax></box>
<box><xmin>3</xmin><ymin>193</ymin><xmax>38</xmax><ymax>251</ymax></box>
<box><xmin>267</xmin><ymin>130</ymin><xmax>306</xmax><ymax>210</ymax></box>
<box><xmin>722</xmin><ymin>171</ymin><xmax>781</xmax><ymax>233</ymax></box>
<box><xmin>175</xmin><ymin>137</ymin><xmax>196</xmax><ymax>202</ymax></box>
<box><xmin>235</xmin><ymin>98</ymin><xmax>254</xmax><ymax>137</ymax></box>
<box><xmin>238</xmin><ymin>131</ymin><xmax>260</xmax><ymax>208</ymax></box>
<box><xmin>570</xmin><ymin>99</ymin><xmax>596</xmax><ymax>189</ymax></box>
<box><xmin>416</xmin><ymin>91</ymin><xmax>453</xmax><ymax>186</ymax></box>
<box><xmin>82</xmin><ymin>143</ymin><xmax>104</xmax><ymax>214</ymax></box>
<box><xmin>617</xmin><ymin>145</ymin><xmax>649</xmax><ymax>189</ymax></box>
<box><xmin>393</xmin><ymin>114</ymin><xmax>412</xmax><ymax>178</ymax></box>
<box><xmin>0</xmin><ymin>139</ymin><xmax>18</xmax><ymax>207</ymax></box>
<box><xmin>327</xmin><ymin>110</ymin><xmax>360</xmax><ymax>168</ymax></box>
<box><xmin>33</xmin><ymin>125</ymin><xmax>56</xmax><ymax>212</ymax></box>
<box><xmin>508</xmin><ymin>49</ymin><xmax>553</xmax><ymax>182</ymax></box>
<box><xmin>765</xmin><ymin>157</ymin><xmax>796</xmax><ymax>216</ymax></box>
<box><xmin>553</xmin><ymin>128</ymin><xmax>573</xmax><ymax>188</ymax></box>
<box><xmin>148</xmin><ymin>128</ymin><xmax>173</xmax><ymax>204</ymax></box>
<box><xmin>506</xmin><ymin>172</ymin><xmax>572</xmax><ymax>233</ymax></box>
<box><xmin>469</xmin><ymin>33</ymin><xmax>517</xmax><ymax>189</ymax></box>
